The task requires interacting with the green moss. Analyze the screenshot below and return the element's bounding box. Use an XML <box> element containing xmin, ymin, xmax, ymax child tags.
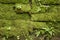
<box><xmin>31</xmin><ymin>12</ymin><xmax>60</xmax><ymax>21</ymax></box>
<box><xmin>0</xmin><ymin>0</ymin><xmax>60</xmax><ymax>39</ymax></box>
<box><xmin>0</xmin><ymin>4</ymin><xmax>14</xmax><ymax>11</ymax></box>
<box><xmin>40</xmin><ymin>0</ymin><xmax>60</xmax><ymax>4</ymax></box>
<box><xmin>15</xmin><ymin>3</ymin><xmax>31</xmax><ymax>12</ymax></box>
<box><xmin>0</xmin><ymin>20</ymin><xmax>32</xmax><ymax>36</ymax></box>
<box><xmin>0</xmin><ymin>4</ymin><xmax>15</xmax><ymax>19</ymax></box>
<box><xmin>47</xmin><ymin>5</ymin><xmax>60</xmax><ymax>13</ymax></box>
<box><xmin>0</xmin><ymin>0</ymin><xmax>29</xmax><ymax>3</ymax></box>
<box><xmin>0</xmin><ymin>13</ymin><xmax>30</xmax><ymax>20</ymax></box>
<box><xmin>15</xmin><ymin>14</ymin><xmax>30</xmax><ymax>20</ymax></box>
<box><xmin>15</xmin><ymin>4</ymin><xmax>60</xmax><ymax>13</ymax></box>
<box><xmin>0</xmin><ymin>4</ymin><xmax>30</xmax><ymax>20</ymax></box>
<box><xmin>30</xmin><ymin>4</ymin><xmax>41</xmax><ymax>13</ymax></box>
<box><xmin>38</xmin><ymin>5</ymin><xmax>60</xmax><ymax>13</ymax></box>
<box><xmin>0</xmin><ymin>20</ymin><xmax>13</xmax><ymax>27</ymax></box>
<box><xmin>31</xmin><ymin>22</ymin><xmax>48</xmax><ymax>29</ymax></box>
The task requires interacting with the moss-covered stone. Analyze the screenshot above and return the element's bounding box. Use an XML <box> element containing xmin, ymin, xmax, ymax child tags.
<box><xmin>15</xmin><ymin>4</ymin><xmax>60</xmax><ymax>13</ymax></box>
<box><xmin>0</xmin><ymin>0</ymin><xmax>60</xmax><ymax>39</ymax></box>
<box><xmin>30</xmin><ymin>4</ymin><xmax>41</xmax><ymax>13</ymax></box>
<box><xmin>15</xmin><ymin>4</ymin><xmax>49</xmax><ymax>13</ymax></box>
<box><xmin>30</xmin><ymin>5</ymin><xmax>60</xmax><ymax>13</ymax></box>
<box><xmin>47</xmin><ymin>5</ymin><xmax>60</xmax><ymax>13</ymax></box>
<box><xmin>0</xmin><ymin>4</ymin><xmax>30</xmax><ymax>20</ymax></box>
<box><xmin>0</xmin><ymin>20</ymin><xmax>13</xmax><ymax>27</ymax></box>
<box><xmin>0</xmin><ymin>0</ymin><xmax>29</xmax><ymax>3</ymax></box>
<box><xmin>15</xmin><ymin>3</ymin><xmax>31</xmax><ymax>12</ymax></box>
<box><xmin>31</xmin><ymin>13</ymin><xmax>60</xmax><ymax>21</ymax></box>
<box><xmin>0</xmin><ymin>4</ymin><xmax>15</xmax><ymax>19</ymax></box>
<box><xmin>0</xmin><ymin>4</ymin><xmax>14</xmax><ymax>12</ymax></box>
<box><xmin>0</xmin><ymin>12</ymin><xmax>30</xmax><ymax>20</ymax></box>
<box><xmin>40</xmin><ymin>0</ymin><xmax>60</xmax><ymax>4</ymax></box>
<box><xmin>0</xmin><ymin>19</ymin><xmax>60</xmax><ymax>38</ymax></box>
<box><xmin>31</xmin><ymin>22</ymin><xmax>48</xmax><ymax>29</ymax></box>
<box><xmin>0</xmin><ymin>20</ymin><xmax>32</xmax><ymax>36</ymax></box>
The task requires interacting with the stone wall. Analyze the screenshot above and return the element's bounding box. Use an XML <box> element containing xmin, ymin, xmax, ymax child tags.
<box><xmin>0</xmin><ymin>0</ymin><xmax>60</xmax><ymax>40</ymax></box>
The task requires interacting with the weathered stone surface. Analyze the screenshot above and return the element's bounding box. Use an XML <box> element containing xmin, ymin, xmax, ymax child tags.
<box><xmin>31</xmin><ymin>13</ymin><xmax>60</xmax><ymax>21</ymax></box>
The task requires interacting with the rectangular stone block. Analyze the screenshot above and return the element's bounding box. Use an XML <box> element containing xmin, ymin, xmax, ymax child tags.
<box><xmin>0</xmin><ymin>4</ymin><xmax>30</xmax><ymax>20</ymax></box>
<box><xmin>31</xmin><ymin>22</ymin><xmax>48</xmax><ymax>29</ymax></box>
<box><xmin>0</xmin><ymin>20</ymin><xmax>32</xmax><ymax>36</ymax></box>
<box><xmin>0</xmin><ymin>12</ymin><xmax>30</xmax><ymax>20</ymax></box>
<box><xmin>0</xmin><ymin>4</ymin><xmax>14</xmax><ymax>12</ymax></box>
<box><xmin>30</xmin><ymin>21</ymin><xmax>60</xmax><ymax>35</ymax></box>
<box><xmin>40</xmin><ymin>0</ymin><xmax>60</xmax><ymax>4</ymax></box>
<box><xmin>40</xmin><ymin>5</ymin><xmax>60</xmax><ymax>13</ymax></box>
<box><xmin>15</xmin><ymin>14</ymin><xmax>31</xmax><ymax>20</ymax></box>
<box><xmin>0</xmin><ymin>20</ymin><xmax>60</xmax><ymax>36</ymax></box>
<box><xmin>0</xmin><ymin>20</ymin><xmax>31</xmax><ymax>27</ymax></box>
<box><xmin>31</xmin><ymin>13</ymin><xmax>60</xmax><ymax>21</ymax></box>
<box><xmin>31</xmin><ymin>5</ymin><xmax>60</xmax><ymax>13</ymax></box>
<box><xmin>15</xmin><ymin>4</ymin><xmax>60</xmax><ymax>13</ymax></box>
<box><xmin>0</xmin><ymin>20</ymin><xmax>13</xmax><ymax>27</ymax></box>
<box><xmin>31</xmin><ymin>22</ymin><xmax>60</xmax><ymax>34</ymax></box>
<box><xmin>0</xmin><ymin>0</ymin><xmax>29</xmax><ymax>3</ymax></box>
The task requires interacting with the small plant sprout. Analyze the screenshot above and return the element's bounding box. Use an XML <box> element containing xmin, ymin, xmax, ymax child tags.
<box><xmin>17</xmin><ymin>36</ymin><xmax>20</xmax><ymax>40</ymax></box>
<box><xmin>15</xmin><ymin>4</ymin><xmax>22</xmax><ymax>9</ymax></box>
<box><xmin>7</xmin><ymin>27</ymin><xmax>11</xmax><ymax>30</ymax></box>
